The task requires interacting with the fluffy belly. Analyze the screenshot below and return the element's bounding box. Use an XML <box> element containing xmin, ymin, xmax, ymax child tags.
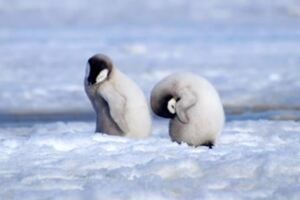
<box><xmin>169</xmin><ymin>118</ymin><xmax>218</xmax><ymax>146</ymax></box>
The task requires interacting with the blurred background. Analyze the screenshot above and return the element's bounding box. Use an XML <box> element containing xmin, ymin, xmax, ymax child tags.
<box><xmin>0</xmin><ymin>0</ymin><xmax>300</xmax><ymax>122</ymax></box>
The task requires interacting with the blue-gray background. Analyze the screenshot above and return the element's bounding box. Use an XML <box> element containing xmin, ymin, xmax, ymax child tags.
<box><xmin>0</xmin><ymin>0</ymin><xmax>300</xmax><ymax>120</ymax></box>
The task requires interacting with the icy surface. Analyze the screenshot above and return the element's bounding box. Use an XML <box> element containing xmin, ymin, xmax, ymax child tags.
<box><xmin>0</xmin><ymin>120</ymin><xmax>300</xmax><ymax>199</ymax></box>
<box><xmin>1</xmin><ymin>26</ymin><xmax>300</xmax><ymax>114</ymax></box>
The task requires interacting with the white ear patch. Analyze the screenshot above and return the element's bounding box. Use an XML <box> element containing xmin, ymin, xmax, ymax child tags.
<box><xmin>167</xmin><ymin>98</ymin><xmax>176</xmax><ymax>114</ymax></box>
<box><xmin>85</xmin><ymin>63</ymin><xmax>90</xmax><ymax>78</ymax></box>
<box><xmin>96</xmin><ymin>69</ymin><xmax>109</xmax><ymax>84</ymax></box>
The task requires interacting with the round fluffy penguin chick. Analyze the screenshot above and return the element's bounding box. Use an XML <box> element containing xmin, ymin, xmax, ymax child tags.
<box><xmin>150</xmin><ymin>73</ymin><xmax>225</xmax><ymax>148</ymax></box>
<box><xmin>84</xmin><ymin>54</ymin><xmax>152</xmax><ymax>139</ymax></box>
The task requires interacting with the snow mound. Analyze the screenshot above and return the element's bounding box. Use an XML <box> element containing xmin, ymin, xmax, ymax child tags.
<box><xmin>0</xmin><ymin>120</ymin><xmax>300</xmax><ymax>199</ymax></box>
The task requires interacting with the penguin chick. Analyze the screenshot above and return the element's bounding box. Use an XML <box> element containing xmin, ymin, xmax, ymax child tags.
<box><xmin>150</xmin><ymin>73</ymin><xmax>225</xmax><ymax>148</ymax></box>
<box><xmin>84</xmin><ymin>54</ymin><xmax>152</xmax><ymax>139</ymax></box>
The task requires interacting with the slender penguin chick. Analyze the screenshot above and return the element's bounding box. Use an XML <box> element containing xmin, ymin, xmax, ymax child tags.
<box><xmin>150</xmin><ymin>73</ymin><xmax>225</xmax><ymax>148</ymax></box>
<box><xmin>84</xmin><ymin>54</ymin><xmax>152</xmax><ymax>139</ymax></box>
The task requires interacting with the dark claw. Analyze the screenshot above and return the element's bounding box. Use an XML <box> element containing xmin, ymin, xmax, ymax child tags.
<box><xmin>201</xmin><ymin>141</ymin><xmax>214</xmax><ymax>149</ymax></box>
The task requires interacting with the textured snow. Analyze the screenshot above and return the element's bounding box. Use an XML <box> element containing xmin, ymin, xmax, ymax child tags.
<box><xmin>0</xmin><ymin>120</ymin><xmax>300</xmax><ymax>199</ymax></box>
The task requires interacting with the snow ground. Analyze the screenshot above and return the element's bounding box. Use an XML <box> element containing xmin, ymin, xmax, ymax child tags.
<box><xmin>0</xmin><ymin>120</ymin><xmax>300</xmax><ymax>200</ymax></box>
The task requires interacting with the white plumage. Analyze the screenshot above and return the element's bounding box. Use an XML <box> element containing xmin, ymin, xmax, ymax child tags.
<box><xmin>151</xmin><ymin>72</ymin><xmax>225</xmax><ymax>147</ymax></box>
<box><xmin>84</xmin><ymin>54</ymin><xmax>152</xmax><ymax>139</ymax></box>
